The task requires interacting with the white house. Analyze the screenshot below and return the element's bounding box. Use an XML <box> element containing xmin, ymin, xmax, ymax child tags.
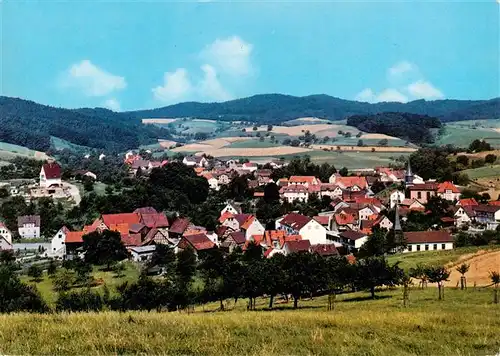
<box><xmin>0</xmin><ymin>235</ymin><xmax>12</xmax><ymax>250</ymax></box>
<box><xmin>220</xmin><ymin>202</ymin><xmax>242</xmax><ymax>216</ymax></box>
<box><xmin>0</xmin><ymin>222</ymin><xmax>12</xmax><ymax>244</ymax></box>
<box><xmin>18</xmin><ymin>215</ymin><xmax>41</xmax><ymax>239</ymax></box>
<box><xmin>202</xmin><ymin>173</ymin><xmax>219</xmax><ymax>191</ymax></box>
<box><xmin>320</xmin><ymin>184</ymin><xmax>343</xmax><ymax>199</ymax></box>
<box><xmin>50</xmin><ymin>226</ymin><xmax>69</xmax><ymax>258</ymax></box>
<box><xmin>183</xmin><ymin>156</ymin><xmax>208</xmax><ymax>168</ymax></box>
<box><xmin>99</xmin><ymin>153</ymin><xmax>106</xmax><ymax>161</ymax></box>
<box><xmin>280</xmin><ymin>185</ymin><xmax>309</xmax><ymax>203</ymax></box>
<box><xmin>338</xmin><ymin>230</ymin><xmax>368</xmax><ymax>251</ymax></box>
<box><xmin>358</xmin><ymin>206</ymin><xmax>377</xmax><ymax>221</ymax></box>
<box><xmin>220</xmin><ymin>214</ymin><xmax>264</xmax><ymax>239</ymax></box>
<box><xmin>454</xmin><ymin>206</ymin><xmax>475</xmax><ymax>227</ymax></box>
<box><xmin>403</xmin><ymin>231</ymin><xmax>453</xmax><ymax>253</ymax></box>
<box><xmin>276</xmin><ymin>213</ymin><xmax>328</xmax><ymax>245</ymax></box>
<box><xmin>130</xmin><ymin>245</ymin><xmax>156</xmax><ymax>262</ymax></box>
<box><xmin>389</xmin><ymin>190</ymin><xmax>405</xmax><ymax>209</ymax></box>
<box><xmin>40</xmin><ymin>162</ymin><xmax>62</xmax><ymax>188</ymax></box>
<box><xmin>437</xmin><ymin>182</ymin><xmax>461</xmax><ymax>201</ymax></box>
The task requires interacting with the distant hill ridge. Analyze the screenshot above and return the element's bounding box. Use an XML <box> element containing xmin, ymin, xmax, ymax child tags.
<box><xmin>0</xmin><ymin>94</ymin><xmax>498</xmax><ymax>153</ymax></box>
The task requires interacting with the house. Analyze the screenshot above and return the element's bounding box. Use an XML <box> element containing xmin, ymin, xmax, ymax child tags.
<box><xmin>437</xmin><ymin>181</ymin><xmax>461</xmax><ymax>201</ymax></box>
<box><xmin>331</xmin><ymin>209</ymin><xmax>358</xmax><ymax>232</ymax></box>
<box><xmin>221</xmin><ymin>202</ymin><xmax>242</xmax><ymax>216</ymax></box>
<box><xmin>457</xmin><ymin>198</ymin><xmax>478</xmax><ymax>207</ymax></box>
<box><xmin>319</xmin><ymin>184</ymin><xmax>343</xmax><ymax>199</ymax></box>
<box><xmin>220</xmin><ymin>214</ymin><xmax>265</xmax><ymax>239</ymax></box>
<box><xmin>283</xmin><ymin>239</ymin><xmax>311</xmax><ymax>255</ymax></box>
<box><xmin>168</xmin><ymin>217</ymin><xmax>191</xmax><ymax>241</ymax></box>
<box><xmin>40</xmin><ymin>162</ymin><xmax>62</xmax><ymax>188</ymax></box>
<box><xmin>18</xmin><ymin>215</ymin><xmax>41</xmax><ymax>239</ymax></box>
<box><xmin>0</xmin><ymin>235</ymin><xmax>12</xmax><ymax>251</ymax></box>
<box><xmin>408</xmin><ymin>183</ymin><xmax>438</xmax><ymax>204</ymax></box>
<box><xmin>330</xmin><ymin>198</ymin><xmax>350</xmax><ymax>212</ymax></box>
<box><xmin>220</xmin><ymin>231</ymin><xmax>246</xmax><ymax>252</ymax></box>
<box><xmin>0</xmin><ymin>222</ymin><xmax>12</xmax><ymax>245</ymax></box>
<box><xmin>242</xmin><ymin>162</ymin><xmax>258</xmax><ymax>172</ymax></box>
<box><xmin>280</xmin><ymin>185</ymin><xmax>309</xmax><ymax>203</ymax></box>
<box><xmin>472</xmin><ymin>205</ymin><xmax>500</xmax><ymax>229</ymax></box>
<box><xmin>389</xmin><ymin>190</ymin><xmax>405</xmax><ymax>209</ymax></box>
<box><xmin>403</xmin><ymin>230</ymin><xmax>453</xmax><ymax>253</ymax></box>
<box><xmin>183</xmin><ymin>156</ymin><xmax>208</xmax><ymax>168</ymax></box>
<box><xmin>130</xmin><ymin>245</ymin><xmax>156</xmax><ymax>262</ymax></box>
<box><xmin>131</xmin><ymin>160</ymin><xmax>151</xmax><ymax>175</ymax></box>
<box><xmin>277</xmin><ymin>213</ymin><xmax>327</xmax><ymax>245</ymax></box>
<box><xmin>378</xmin><ymin>168</ymin><xmax>405</xmax><ymax>183</ymax></box>
<box><xmin>140</xmin><ymin>212</ymin><xmax>170</xmax><ymax>230</ymax></box>
<box><xmin>177</xmin><ymin>233</ymin><xmax>216</xmax><ymax>253</ymax></box>
<box><xmin>328</xmin><ymin>174</ymin><xmax>368</xmax><ymax>191</ymax></box>
<box><xmin>454</xmin><ymin>206</ymin><xmax>475</xmax><ymax>227</ymax></box>
<box><xmin>74</xmin><ymin>170</ymin><xmax>97</xmax><ymax>180</ymax></box>
<box><xmin>50</xmin><ymin>226</ymin><xmax>70</xmax><ymax>258</ymax></box>
<box><xmin>64</xmin><ymin>231</ymin><xmax>85</xmax><ymax>259</ymax></box>
<box><xmin>338</xmin><ymin>230</ymin><xmax>368</xmax><ymax>252</ymax></box>
<box><xmin>309</xmin><ymin>243</ymin><xmax>339</xmax><ymax>257</ymax></box>
<box><xmin>288</xmin><ymin>176</ymin><xmax>321</xmax><ymax>188</ymax></box>
<box><xmin>142</xmin><ymin>228</ymin><xmax>175</xmax><ymax>246</ymax></box>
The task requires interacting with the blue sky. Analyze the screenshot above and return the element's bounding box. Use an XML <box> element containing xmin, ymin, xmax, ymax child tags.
<box><xmin>1</xmin><ymin>1</ymin><xmax>499</xmax><ymax>111</ymax></box>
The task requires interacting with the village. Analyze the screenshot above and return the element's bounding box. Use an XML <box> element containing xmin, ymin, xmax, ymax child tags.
<box><xmin>1</xmin><ymin>149</ymin><xmax>498</xmax><ymax>266</ymax></box>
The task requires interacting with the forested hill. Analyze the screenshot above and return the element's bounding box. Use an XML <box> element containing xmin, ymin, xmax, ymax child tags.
<box><xmin>127</xmin><ymin>94</ymin><xmax>499</xmax><ymax>123</ymax></box>
<box><xmin>0</xmin><ymin>97</ymin><xmax>171</xmax><ymax>153</ymax></box>
<box><xmin>347</xmin><ymin>112</ymin><xmax>442</xmax><ymax>144</ymax></box>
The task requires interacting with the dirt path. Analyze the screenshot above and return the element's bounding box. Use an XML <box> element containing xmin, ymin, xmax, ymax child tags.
<box><xmin>445</xmin><ymin>249</ymin><xmax>500</xmax><ymax>287</ymax></box>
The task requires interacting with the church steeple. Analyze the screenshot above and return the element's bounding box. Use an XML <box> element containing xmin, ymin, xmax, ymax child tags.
<box><xmin>405</xmin><ymin>159</ymin><xmax>413</xmax><ymax>187</ymax></box>
<box><xmin>394</xmin><ymin>203</ymin><xmax>402</xmax><ymax>232</ymax></box>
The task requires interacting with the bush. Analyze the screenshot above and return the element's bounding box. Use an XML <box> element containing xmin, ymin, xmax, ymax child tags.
<box><xmin>56</xmin><ymin>288</ymin><xmax>103</xmax><ymax>312</ymax></box>
<box><xmin>485</xmin><ymin>154</ymin><xmax>497</xmax><ymax>164</ymax></box>
<box><xmin>27</xmin><ymin>265</ymin><xmax>43</xmax><ymax>281</ymax></box>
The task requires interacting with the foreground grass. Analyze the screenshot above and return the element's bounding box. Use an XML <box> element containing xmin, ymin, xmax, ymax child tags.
<box><xmin>0</xmin><ymin>288</ymin><xmax>499</xmax><ymax>355</ymax></box>
<box><xmin>387</xmin><ymin>245</ymin><xmax>500</xmax><ymax>271</ymax></box>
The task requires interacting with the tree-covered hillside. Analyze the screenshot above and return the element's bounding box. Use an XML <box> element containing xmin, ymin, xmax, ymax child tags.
<box><xmin>0</xmin><ymin>97</ymin><xmax>171</xmax><ymax>152</ymax></box>
<box><xmin>347</xmin><ymin>112</ymin><xmax>442</xmax><ymax>144</ymax></box>
<box><xmin>128</xmin><ymin>94</ymin><xmax>498</xmax><ymax>124</ymax></box>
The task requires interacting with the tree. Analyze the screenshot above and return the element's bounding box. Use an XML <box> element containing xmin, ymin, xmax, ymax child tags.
<box><xmin>27</xmin><ymin>265</ymin><xmax>43</xmax><ymax>282</ymax></box>
<box><xmin>354</xmin><ymin>257</ymin><xmax>403</xmax><ymax>299</ymax></box>
<box><xmin>47</xmin><ymin>259</ymin><xmax>58</xmax><ymax>276</ymax></box>
<box><xmin>0</xmin><ymin>250</ymin><xmax>16</xmax><ymax>265</ymax></box>
<box><xmin>175</xmin><ymin>247</ymin><xmax>197</xmax><ymax>288</ymax></box>
<box><xmin>53</xmin><ymin>268</ymin><xmax>76</xmax><ymax>292</ymax></box>
<box><xmin>149</xmin><ymin>244</ymin><xmax>176</xmax><ymax>271</ymax></box>
<box><xmin>358</xmin><ymin>227</ymin><xmax>387</xmax><ymax>257</ymax></box>
<box><xmin>357</xmin><ymin>139</ymin><xmax>364</xmax><ymax>147</ymax></box>
<box><xmin>267</xmin><ymin>125</ymin><xmax>273</xmax><ymax>131</ymax></box>
<box><xmin>0</xmin><ymin>266</ymin><xmax>48</xmax><ymax>313</ymax></box>
<box><xmin>485</xmin><ymin>154</ymin><xmax>497</xmax><ymax>164</ymax></box>
<box><xmin>82</xmin><ymin>230</ymin><xmax>129</xmax><ymax>270</ymax></box>
<box><xmin>378</xmin><ymin>139</ymin><xmax>389</xmax><ymax>147</ymax></box>
<box><xmin>339</xmin><ymin>167</ymin><xmax>349</xmax><ymax>177</ymax></box>
<box><xmin>489</xmin><ymin>271</ymin><xmax>499</xmax><ymax>304</ymax></box>
<box><xmin>425</xmin><ymin>266</ymin><xmax>450</xmax><ymax>300</ymax></box>
<box><xmin>456</xmin><ymin>155</ymin><xmax>469</xmax><ymax>167</ymax></box>
<box><xmin>456</xmin><ymin>263</ymin><xmax>469</xmax><ymax>290</ymax></box>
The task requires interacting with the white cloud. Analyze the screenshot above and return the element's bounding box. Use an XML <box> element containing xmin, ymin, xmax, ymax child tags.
<box><xmin>201</xmin><ymin>36</ymin><xmax>253</xmax><ymax>76</ymax></box>
<box><xmin>355</xmin><ymin>88</ymin><xmax>407</xmax><ymax>103</ymax></box>
<box><xmin>388</xmin><ymin>61</ymin><xmax>416</xmax><ymax>78</ymax></box>
<box><xmin>62</xmin><ymin>60</ymin><xmax>126</xmax><ymax>97</ymax></box>
<box><xmin>407</xmin><ymin>80</ymin><xmax>444</xmax><ymax>100</ymax></box>
<box><xmin>377</xmin><ymin>88</ymin><xmax>408</xmax><ymax>103</ymax></box>
<box><xmin>103</xmin><ymin>98</ymin><xmax>121</xmax><ymax>112</ymax></box>
<box><xmin>199</xmin><ymin>65</ymin><xmax>233</xmax><ymax>101</ymax></box>
<box><xmin>152</xmin><ymin>68</ymin><xmax>193</xmax><ymax>104</ymax></box>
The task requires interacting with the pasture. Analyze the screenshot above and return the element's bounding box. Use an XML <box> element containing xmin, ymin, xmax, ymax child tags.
<box><xmin>436</xmin><ymin>124</ymin><xmax>500</xmax><ymax>148</ymax></box>
<box><xmin>0</xmin><ymin>287</ymin><xmax>499</xmax><ymax>355</ymax></box>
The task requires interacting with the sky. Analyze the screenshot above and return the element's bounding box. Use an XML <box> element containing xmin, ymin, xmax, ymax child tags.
<box><xmin>1</xmin><ymin>0</ymin><xmax>499</xmax><ymax>111</ymax></box>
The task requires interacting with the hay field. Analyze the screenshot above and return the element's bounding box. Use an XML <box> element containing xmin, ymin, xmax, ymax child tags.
<box><xmin>246</xmin><ymin>124</ymin><xmax>343</xmax><ymax>135</ymax></box>
<box><xmin>360</xmin><ymin>133</ymin><xmax>400</xmax><ymax>140</ymax></box>
<box><xmin>310</xmin><ymin>144</ymin><xmax>417</xmax><ymax>153</ymax></box>
<box><xmin>141</xmin><ymin>118</ymin><xmax>177</xmax><ymax>124</ymax></box>
<box><xmin>447</xmin><ymin>249</ymin><xmax>500</xmax><ymax>287</ymax></box>
<box><xmin>172</xmin><ymin>137</ymin><xmax>253</xmax><ymax>152</ymax></box>
<box><xmin>193</xmin><ymin>146</ymin><xmax>312</xmax><ymax>157</ymax></box>
<box><xmin>158</xmin><ymin>139</ymin><xmax>178</xmax><ymax>148</ymax></box>
<box><xmin>0</xmin><ymin>288</ymin><xmax>499</xmax><ymax>355</ymax></box>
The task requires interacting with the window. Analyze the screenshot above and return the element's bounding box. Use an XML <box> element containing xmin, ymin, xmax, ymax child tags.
<box><xmin>425</xmin><ymin>244</ymin><xmax>429</xmax><ymax>251</ymax></box>
<box><xmin>417</xmin><ymin>192</ymin><xmax>422</xmax><ymax>199</ymax></box>
<box><xmin>433</xmin><ymin>244</ymin><xmax>437</xmax><ymax>250</ymax></box>
<box><xmin>427</xmin><ymin>192</ymin><xmax>431</xmax><ymax>199</ymax></box>
<box><xmin>442</xmin><ymin>244</ymin><xmax>446</xmax><ymax>250</ymax></box>
<box><xmin>416</xmin><ymin>245</ymin><xmax>421</xmax><ymax>251</ymax></box>
<box><xmin>408</xmin><ymin>245</ymin><xmax>412</xmax><ymax>252</ymax></box>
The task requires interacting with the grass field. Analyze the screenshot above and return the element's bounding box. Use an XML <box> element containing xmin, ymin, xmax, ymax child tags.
<box><xmin>386</xmin><ymin>245</ymin><xmax>500</xmax><ymax>271</ymax></box>
<box><xmin>50</xmin><ymin>136</ymin><xmax>92</xmax><ymax>152</ymax></box>
<box><xmin>436</xmin><ymin>125</ymin><xmax>500</xmax><ymax>148</ymax></box>
<box><xmin>0</xmin><ymin>141</ymin><xmax>50</xmax><ymax>161</ymax></box>
<box><xmin>0</xmin><ymin>287</ymin><xmax>499</xmax><ymax>355</ymax></box>
<box><xmin>462</xmin><ymin>165</ymin><xmax>500</xmax><ymax>179</ymax></box>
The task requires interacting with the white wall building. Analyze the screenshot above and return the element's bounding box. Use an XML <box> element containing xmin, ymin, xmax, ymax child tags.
<box><xmin>18</xmin><ymin>215</ymin><xmax>41</xmax><ymax>239</ymax></box>
<box><xmin>403</xmin><ymin>231</ymin><xmax>453</xmax><ymax>253</ymax></box>
<box><xmin>50</xmin><ymin>226</ymin><xmax>69</xmax><ymax>258</ymax></box>
<box><xmin>40</xmin><ymin>162</ymin><xmax>62</xmax><ymax>188</ymax></box>
<box><xmin>0</xmin><ymin>222</ymin><xmax>12</xmax><ymax>244</ymax></box>
<box><xmin>276</xmin><ymin>213</ymin><xmax>328</xmax><ymax>245</ymax></box>
<box><xmin>389</xmin><ymin>190</ymin><xmax>405</xmax><ymax>209</ymax></box>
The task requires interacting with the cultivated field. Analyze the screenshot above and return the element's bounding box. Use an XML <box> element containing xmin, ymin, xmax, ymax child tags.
<box><xmin>142</xmin><ymin>118</ymin><xmax>177</xmax><ymax>124</ymax></box>
<box><xmin>447</xmin><ymin>249</ymin><xmax>500</xmax><ymax>287</ymax></box>
<box><xmin>193</xmin><ymin>146</ymin><xmax>313</xmax><ymax>157</ymax></box>
<box><xmin>436</xmin><ymin>122</ymin><xmax>500</xmax><ymax>148</ymax></box>
<box><xmin>0</xmin><ymin>288</ymin><xmax>498</xmax><ymax>355</ymax></box>
<box><xmin>310</xmin><ymin>144</ymin><xmax>416</xmax><ymax>153</ymax></box>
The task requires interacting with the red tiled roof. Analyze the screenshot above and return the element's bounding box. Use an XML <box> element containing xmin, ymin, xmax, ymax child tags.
<box><xmin>129</xmin><ymin>223</ymin><xmax>146</xmax><ymax>233</ymax></box>
<box><xmin>182</xmin><ymin>233</ymin><xmax>215</xmax><ymax>251</ymax></box>
<box><xmin>408</xmin><ymin>183</ymin><xmax>438</xmax><ymax>191</ymax></box>
<box><xmin>310</xmin><ymin>243</ymin><xmax>339</xmax><ymax>256</ymax></box>
<box><xmin>264</xmin><ymin>248</ymin><xmax>274</xmax><ymax>258</ymax></box>
<box><xmin>216</xmin><ymin>225</ymin><xmax>230</xmax><ymax>237</ymax></box>
<box><xmin>404</xmin><ymin>230</ymin><xmax>453</xmax><ymax>244</ymax></box>
<box><xmin>240</xmin><ymin>215</ymin><xmax>256</xmax><ymax>230</ymax></box>
<box><xmin>254</xmin><ymin>192</ymin><xmax>265</xmax><ymax>197</ymax></box>
<box><xmin>122</xmin><ymin>233</ymin><xmax>142</xmax><ymax>247</ymax></box>
<box><xmin>288</xmin><ymin>176</ymin><xmax>319</xmax><ymax>184</ymax></box>
<box><xmin>335</xmin><ymin>212</ymin><xmax>357</xmax><ymax>226</ymax></box>
<box><xmin>284</xmin><ymin>239</ymin><xmax>311</xmax><ymax>253</ymax></box>
<box><xmin>280</xmin><ymin>213</ymin><xmax>312</xmax><ymax>231</ymax></box>
<box><xmin>140</xmin><ymin>213</ymin><xmax>169</xmax><ymax>228</ymax></box>
<box><xmin>458</xmin><ymin>198</ymin><xmax>478</xmax><ymax>206</ymax></box>
<box><xmin>142</xmin><ymin>228</ymin><xmax>166</xmax><ymax>245</ymax></box>
<box><xmin>229</xmin><ymin>231</ymin><xmax>246</xmax><ymax>245</ymax></box>
<box><xmin>109</xmin><ymin>223</ymin><xmax>129</xmax><ymax>236</ymax></box>
<box><xmin>263</xmin><ymin>230</ymin><xmax>287</xmax><ymax>247</ymax></box>
<box><xmin>169</xmin><ymin>217</ymin><xmax>190</xmax><ymax>234</ymax></box>
<box><xmin>437</xmin><ymin>181</ymin><xmax>460</xmax><ymax>193</ymax></box>
<box><xmin>134</xmin><ymin>207</ymin><xmax>158</xmax><ymax>214</ymax></box>
<box><xmin>102</xmin><ymin>213</ymin><xmax>140</xmax><ymax>228</ymax></box>
<box><xmin>233</xmin><ymin>214</ymin><xmax>252</xmax><ymax>228</ymax></box>
<box><xmin>334</xmin><ymin>176</ymin><xmax>368</xmax><ymax>189</ymax></box>
<box><xmin>219</xmin><ymin>211</ymin><xmax>234</xmax><ymax>224</ymax></box>
<box><xmin>313</xmin><ymin>216</ymin><xmax>330</xmax><ymax>226</ymax></box>
<box><xmin>473</xmin><ymin>204</ymin><xmax>500</xmax><ymax>213</ymax></box>
<box><xmin>66</xmin><ymin>231</ymin><xmax>84</xmax><ymax>243</ymax></box>
<box><xmin>488</xmin><ymin>200</ymin><xmax>500</xmax><ymax>206</ymax></box>
<box><xmin>42</xmin><ymin>162</ymin><xmax>61</xmax><ymax>179</ymax></box>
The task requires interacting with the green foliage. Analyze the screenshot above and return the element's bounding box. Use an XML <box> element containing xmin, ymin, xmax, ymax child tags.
<box><xmin>353</xmin><ymin>257</ymin><xmax>404</xmax><ymax>298</ymax></box>
<box><xmin>27</xmin><ymin>265</ymin><xmax>43</xmax><ymax>281</ymax></box>
<box><xmin>56</xmin><ymin>288</ymin><xmax>104</xmax><ymax>312</ymax></box>
<box><xmin>82</xmin><ymin>230</ymin><xmax>129</xmax><ymax>269</ymax></box>
<box><xmin>468</xmin><ymin>139</ymin><xmax>492</xmax><ymax>153</ymax></box>
<box><xmin>347</xmin><ymin>112</ymin><xmax>441</xmax><ymax>144</ymax></box>
<box><xmin>485</xmin><ymin>154</ymin><xmax>497</xmax><ymax>164</ymax></box>
<box><xmin>271</xmin><ymin>157</ymin><xmax>336</xmax><ymax>182</ymax></box>
<box><xmin>0</xmin><ymin>266</ymin><xmax>48</xmax><ymax>313</ymax></box>
<box><xmin>52</xmin><ymin>268</ymin><xmax>76</xmax><ymax>292</ymax></box>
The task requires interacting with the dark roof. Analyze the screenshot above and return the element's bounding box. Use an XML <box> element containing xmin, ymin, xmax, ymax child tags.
<box><xmin>18</xmin><ymin>215</ymin><xmax>40</xmax><ymax>227</ymax></box>
<box><xmin>216</xmin><ymin>225</ymin><xmax>230</xmax><ymax>237</ymax></box>
<box><xmin>310</xmin><ymin>244</ymin><xmax>339</xmax><ymax>256</ymax></box>
<box><xmin>129</xmin><ymin>223</ymin><xmax>147</xmax><ymax>233</ymax></box>
<box><xmin>404</xmin><ymin>230</ymin><xmax>453</xmax><ymax>244</ymax></box>
<box><xmin>280</xmin><ymin>213</ymin><xmax>312</xmax><ymax>230</ymax></box>
<box><xmin>182</xmin><ymin>233</ymin><xmax>215</xmax><ymax>251</ymax></box>
<box><xmin>340</xmin><ymin>230</ymin><xmax>367</xmax><ymax>241</ymax></box>
<box><xmin>233</xmin><ymin>214</ymin><xmax>252</xmax><ymax>226</ymax></box>
<box><xmin>284</xmin><ymin>240</ymin><xmax>311</xmax><ymax>253</ymax></box>
<box><xmin>42</xmin><ymin>162</ymin><xmax>61</xmax><ymax>179</ymax></box>
<box><xmin>169</xmin><ymin>217</ymin><xmax>190</xmax><ymax>234</ymax></box>
<box><xmin>131</xmin><ymin>160</ymin><xmax>150</xmax><ymax>169</ymax></box>
<box><xmin>140</xmin><ymin>213</ymin><xmax>170</xmax><ymax>228</ymax></box>
<box><xmin>229</xmin><ymin>231</ymin><xmax>246</xmax><ymax>244</ymax></box>
<box><xmin>134</xmin><ymin>207</ymin><xmax>158</xmax><ymax>214</ymax></box>
<box><xmin>473</xmin><ymin>205</ymin><xmax>500</xmax><ymax>213</ymax></box>
<box><xmin>408</xmin><ymin>183</ymin><xmax>438</xmax><ymax>191</ymax></box>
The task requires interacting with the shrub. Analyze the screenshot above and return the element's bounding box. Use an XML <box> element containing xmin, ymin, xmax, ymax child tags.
<box><xmin>56</xmin><ymin>288</ymin><xmax>103</xmax><ymax>312</ymax></box>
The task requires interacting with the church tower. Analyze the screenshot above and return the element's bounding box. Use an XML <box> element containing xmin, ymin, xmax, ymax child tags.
<box><xmin>405</xmin><ymin>159</ymin><xmax>413</xmax><ymax>187</ymax></box>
